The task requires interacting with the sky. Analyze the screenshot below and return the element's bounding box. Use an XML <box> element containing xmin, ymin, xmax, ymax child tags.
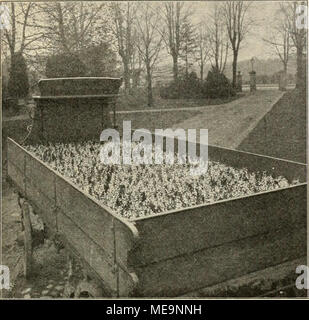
<box><xmin>1</xmin><ymin>1</ymin><xmax>292</xmax><ymax>71</ymax></box>
<box><xmin>191</xmin><ymin>1</ymin><xmax>283</xmax><ymax>62</ymax></box>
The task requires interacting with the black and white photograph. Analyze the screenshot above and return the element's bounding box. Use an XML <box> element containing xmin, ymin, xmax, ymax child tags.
<box><xmin>0</xmin><ymin>0</ymin><xmax>308</xmax><ymax>302</ymax></box>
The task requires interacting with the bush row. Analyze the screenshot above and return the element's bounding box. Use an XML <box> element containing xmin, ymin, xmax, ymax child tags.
<box><xmin>160</xmin><ymin>68</ymin><xmax>236</xmax><ymax>99</ymax></box>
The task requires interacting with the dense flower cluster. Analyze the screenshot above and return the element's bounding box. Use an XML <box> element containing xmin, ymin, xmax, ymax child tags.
<box><xmin>26</xmin><ymin>141</ymin><xmax>296</xmax><ymax>219</ymax></box>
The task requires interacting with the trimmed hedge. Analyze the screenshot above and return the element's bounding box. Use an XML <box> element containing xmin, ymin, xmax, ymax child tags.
<box><xmin>46</xmin><ymin>53</ymin><xmax>86</xmax><ymax>78</ymax></box>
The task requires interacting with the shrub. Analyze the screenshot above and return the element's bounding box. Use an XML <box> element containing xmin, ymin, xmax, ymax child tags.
<box><xmin>80</xmin><ymin>43</ymin><xmax>118</xmax><ymax>77</ymax></box>
<box><xmin>45</xmin><ymin>53</ymin><xmax>86</xmax><ymax>78</ymax></box>
<box><xmin>2</xmin><ymin>81</ymin><xmax>9</xmax><ymax>109</ymax></box>
<box><xmin>203</xmin><ymin>67</ymin><xmax>235</xmax><ymax>99</ymax></box>
<box><xmin>159</xmin><ymin>80</ymin><xmax>179</xmax><ymax>99</ymax></box>
<box><xmin>7</xmin><ymin>52</ymin><xmax>29</xmax><ymax>98</ymax></box>
<box><xmin>160</xmin><ymin>71</ymin><xmax>203</xmax><ymax>99</ymax></box>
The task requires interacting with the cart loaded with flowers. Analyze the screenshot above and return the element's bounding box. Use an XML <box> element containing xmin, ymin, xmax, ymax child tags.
<box><xmin>7</xmin><ymin>77</ymin><xmax>307</xmax><ymax>297</ymax></box>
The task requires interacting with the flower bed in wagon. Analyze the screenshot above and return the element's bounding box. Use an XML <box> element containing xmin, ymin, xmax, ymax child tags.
<box><xmin>7</xmin><ymin>136</ymin><xmax>306</xmax><ymax>297</ymax></box>
<box><xmin>25</xmin><ymin>141</ymin><xmax>297</xmax><ymax>219</ymax></box>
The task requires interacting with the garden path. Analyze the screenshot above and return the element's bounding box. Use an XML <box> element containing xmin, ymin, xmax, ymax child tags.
<box><xmin>172</xmin><ymin>90</ymin><xmax>284</xmax><ymax>149</ymax></box>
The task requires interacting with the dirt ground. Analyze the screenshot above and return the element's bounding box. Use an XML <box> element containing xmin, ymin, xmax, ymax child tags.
<box><xmin>1</xmin><ymin>181</ymin><xmax>72</xmax><ymax>298</ymax></box>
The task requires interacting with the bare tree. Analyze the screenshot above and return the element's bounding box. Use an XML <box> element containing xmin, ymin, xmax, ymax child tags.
<box><xmin>110</xmin><ymin>2</ymin><xmax>136</xmax><ymax>92</ymax></box>
<box><xmin>222</xmin><ymin>1</ymin><xmax>252</xmax><ymax>87</ymax></box>
<box><xmin>263</xmin><ymin>11</ymin><xmax>291</xmax><ymax>74</ymax></box>
<box><xmin>280</xmin><ymin>1</ymin><xmax>307</xmax><ymax>88</ymax></box>
<box><xmin>130</xmin><ymin>32</ymin><xmax>144</xmax><ymax>89</ymax></box>
<box><xmin>207</xmin><ymin>4</ymin><xmax>229</xmax><ymax>74</ymax></box>
<box><xmin>161</xmin><ymin>2</ymin><xmax>193</xmax><ymax>81</ymax></box>
<box><xmin>36</xmin><ymin>2</ymin><xmax>108</xmax><ymax>54</ymax></box>
<box><xmin>195</xmin><ymin>23</ymin><xmax>210</xmax><ymax>80</ymax></box>
<box><xmin>135</xmin><ymin>3</ymin><xmax>163</xmax><ymax>107</ymax></box>
<box><xmin>2</xmin><ymin>3</ymin><xmax>42</xmax><ymax>66</ymax></box>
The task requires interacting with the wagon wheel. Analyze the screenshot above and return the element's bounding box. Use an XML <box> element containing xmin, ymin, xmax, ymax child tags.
<box><xmin>74</xmin><ymin>280</ymin><xmax>103</xmax><ymax>298</ymax></box>
<box><xmin>21</xmin><ymin>200</ymin><xmax>33</xmax><ymax>279</ymax></box>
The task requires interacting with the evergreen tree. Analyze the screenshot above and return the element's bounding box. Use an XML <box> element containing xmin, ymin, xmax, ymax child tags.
<box><xmin>8</xmin><ymin>52</ymin><xmax>29</xmax><ymax>98</ymax></box>
<box><xmin>179</xmin><ymin>20</ymin><xmax>198</xmax><ymax>77</ymax></box>
<box><xmin>45</xmin><ymin>53</ymin><xmax>86</xmax><ymax>78</ymax></box>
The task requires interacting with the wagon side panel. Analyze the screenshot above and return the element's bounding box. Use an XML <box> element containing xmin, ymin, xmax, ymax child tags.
<box><xmin>57</xmin><ymin>211</ymin><xmax>117</xmax><ymax>296</ymax></box>
<box><xmin>166</xmin><ymin>135</ymin><xmax>307</xmax><ymax>182</ymax></box>
<box><xmin>55</xmin><ymin>175</ymin><xmax>118</xmax><ymax>295</ymax></box>
<box><xmin>133</xmin><ymin>185</ymin><xmax>307</xmax><ymax>267</ymax></box>
<box><xmin>25</xmin><ymin>153</ymin><xmax>57</xmax><ymax>230</ymax></box>
<box><xmin>134</xmin><ymin>226</ymin><xmax>306</xmax><ymax>297</ymax></box>
<box><xmin>55</xmin><ymin>176</ymin><xmax>115</xmax><ymax>259</ymax></box>
<box><xmin>7</xmin><ymin>138</ymin><xmax>26</xmax><ymax>195</ymax></box>
<box><xmin>114</xmin><ymin>219</ymin><xmax>140</xmax><ymax>297</ymax></box>
<box><xmin>207</xmin><ymin>144</ymin><xmax>307</xmax><ymax>183</ymax></box>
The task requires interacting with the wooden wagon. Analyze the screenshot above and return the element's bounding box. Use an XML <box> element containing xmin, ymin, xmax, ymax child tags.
<box><xmin>6</xmin><ymin>77</ymin><xmax>307</xmax><ymax>297</ymax></box>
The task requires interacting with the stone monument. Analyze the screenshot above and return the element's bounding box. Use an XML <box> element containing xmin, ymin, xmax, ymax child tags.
<box><xmin>249</xmin><ymin>58</ymin><xmax>256</xmax><ymax>92</ymax></box>
<box><xmin>278</xmin><ymin>70</ymin><xmax>287</xmax><ymax>91</ymax></box>
<box><xmin>236</xmin><ymin>71</ymin><xmax>242</xmax><ymax>92</ymax></box>
<box><xmin>29</xmin><ymin>77</ymin><xmax>122</xmax><ymax>144</ymax></box>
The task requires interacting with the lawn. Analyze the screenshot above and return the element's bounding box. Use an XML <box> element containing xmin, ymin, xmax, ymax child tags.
<box><xmin>116</xmin><ymin>87</ymin><xmax>240</xmax><ymax>111</ymax></box>
<box><xmin>238</xmin><ymin>88</ymin><xmax>307</xmax><ymax>163</ymax></box>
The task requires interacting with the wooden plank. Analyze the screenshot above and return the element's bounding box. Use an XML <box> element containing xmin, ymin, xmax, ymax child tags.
<box><xmin>7</xmin><ymin>138</ymin><xmax>25</xmax><ymax>171</ymax></box>
<box><xmin>7</xmin><ymin>161</ymin><xmax>25</xmax><ymax>194</ymax></box>
<box><xmin>114</xmin><ymin>218</ymin><xmax>139</xmax><ymax>268</ymax></box>
<box><xmin>132</xmin><ymin>185</ymin><xmax>306</xmax><ymax>266</ymax></box>
<box><xmin>25</xmin><ymin>178</ymin><xmax>57</xmax><ymax>230</ymax></box>
<box><xmin>152</xmin><ymin>134</ymin><xmax>307</xmax><ymax>183</ymax></box>
<box><xmin>134</xmin><ymin>226</ymin><xmax>306</xmax><ymax>297</ymax></box>
<box><xmin>25</xmin><ymin>153</ymin><xmax>56</xmax><ymax>201</ymax></box>
<box><xmin>118</xmin><ymin>266</ymin><xmax>139</xmax><ymax>297</ymax></box>
<box><xmin>207</xmin><ymin>144</ymin><xmax>307</xmax><ymax>183</ymax></box>
<box><xmin>55</xmin><ymin>175</ymin><xmax>115</xmax><ymax>261</ymax></box>
<box><xmin>57</xmin><ymin>211</ymin><xmax>117</xmax><ymax>295</ymax></box>
<box><xmin>180</xmin><ymin>257</ymin><xmax>307</xmax><ymax>297</ymax></box>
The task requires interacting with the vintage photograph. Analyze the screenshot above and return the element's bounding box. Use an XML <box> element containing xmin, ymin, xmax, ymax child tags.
<box><xmin>1</xmin><ymin>0</ymin><xmax>307</xmax><ymax>299</ymax></box>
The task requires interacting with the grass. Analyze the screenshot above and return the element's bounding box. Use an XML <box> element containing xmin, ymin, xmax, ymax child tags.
<box><xmin>116</xmin><ymin>87</ymin><xmax>239</xmax><ymax>111</ymax></box>
<box><xmin>239</xmin><ymin>88</ymin><xmax>307</xmax><ymax>163</ymax></box>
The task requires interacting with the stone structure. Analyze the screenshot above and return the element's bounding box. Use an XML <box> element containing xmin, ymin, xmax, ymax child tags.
<box><xmin>236</xmin><ymin>71</ymin><xmax>242</xmax><ymax>92</ymax></box>
<box><xmin>278</xmin><ymin>71</ymin><xmax>287</xmax><ymax>91</ymax></box>
<box><xmin>29</xmin><ymin>77</ymin><xmax>122</xmax><ymax>144</ymax></box>
<box><xmin>249</xmin><ymin>71</ymin><xmax>256</xmax><ymax>92</ymax></box>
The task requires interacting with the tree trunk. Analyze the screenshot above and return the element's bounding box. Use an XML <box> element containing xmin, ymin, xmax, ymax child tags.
<box><xmin>123</xmin><ymin>62</ymin><xmax>131</xmax><ymax>93</ymax></box>
<box><xmin>146</xmin><ymin>65</ymin><xmax>153</xmax><ymax>107</ymax></box>
<box><xmin>232</xmin><ymin>50</ymin><xmax>238</xmax><ymax>88</ymax></box>
<box><xmin>283</xmin><ymin>63</ymin><xmax>287</xmax><ymax>74</ymax></box>
<box><xmin>200</xmin><ymin>62</ymin><xmax>204</xmax><ymax>81</ymax></box>
<box><xmin>185</xmin><ymin>48</ymin><xmax>188</xmax><ymax>77</ymax></box>
<box><xmin>296</xmin><ymin>46</ymin><xmax>305</xmax><ymax>89</ymax></box>
<box><xmin>172</xmin><ymin>55</ymin><xmax>178</xmax><ymax>81</ymax></box>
